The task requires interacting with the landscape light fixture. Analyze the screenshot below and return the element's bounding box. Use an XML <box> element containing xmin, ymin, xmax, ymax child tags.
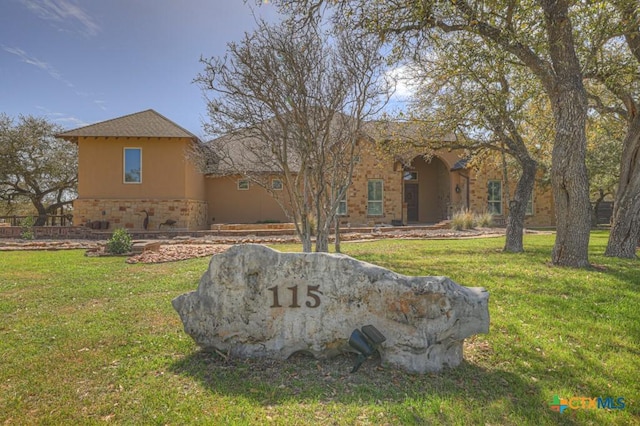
<box><xmin>348</xmin><ymin>325</ymin><xmax>386</xmax><ymax>373</ymax></box>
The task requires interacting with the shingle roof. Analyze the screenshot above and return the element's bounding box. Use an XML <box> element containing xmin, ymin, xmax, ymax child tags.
<box><xmin>56</xmin><ymin>109</ymin><xmax>199</xmax><ymax>141</ymax></box>
<box><xmin>451</xmin><ymin>158</ymin><xmax>470</xmax><ymax>171</ymax></box>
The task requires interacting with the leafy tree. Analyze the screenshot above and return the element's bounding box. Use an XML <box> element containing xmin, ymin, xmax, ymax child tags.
<box><xmin>585</xmin><ymin>110</ymin><xmax>624</xmax><ymax>227</ymax></box>
<box><xmin>0</xmin><ymin>114</ymin><xmax>77</xmax><ymax>226</ymax></box>
<box><xmin>395</xmin><ymin>33</ymin><xmax>550</xmax><ymax>253</ymax></box>
<box><xmin>195</xmin><ymin>17</ymin><xmax>388</xmax><ymax>252</ymax></box>
<box><xmin>581</xmin><ymin>1</ymin><xmax>640</xmax><ymax>258</ymax></box>
<box><xmin>276</xmin><ymin>0</ymin><xmax>596</xmax><ymax>267</ymax></box>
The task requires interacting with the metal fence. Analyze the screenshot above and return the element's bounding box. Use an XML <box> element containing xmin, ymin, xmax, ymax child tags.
<box><xmin>0</xmin><ymin>215</ymin><xmax>73</xmax><ymax>227</ymax></box>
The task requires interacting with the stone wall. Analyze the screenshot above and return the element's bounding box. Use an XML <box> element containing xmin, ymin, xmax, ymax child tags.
<box><xmin>0</xmin><ymin>226</ymin><xmax>91</xmax><ymax>239</ymax></box>
<box><xmin>469</xmin><ymin>166</ymin><xmax>556</xmax><ymax>227</ymax></box>
<box><xmin>342</xmin><ymin>144</ymin><xmax>403</xmax><ymax>226</ymax></box>
<box><xmin>73</xmin><ymin>198</ymin><xmax>208</xmax><ymax>231</ymax></box>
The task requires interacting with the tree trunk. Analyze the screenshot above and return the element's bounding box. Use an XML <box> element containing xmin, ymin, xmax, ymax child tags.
<box><xmin>504</xmin><ymin>158</ymin><xmax>536</xmax><ymax>253</ymax></box>
<box><xmin>605</xmin><ymin>116</ymin><xmax>640</xmax><ymax>258</ymax></box>
<box><xmin>315</xmin><ymin>213</ymin><xmax>329</xmax><ymax>252</ymax></box>
<box><xmin>334</xmin><ymin>216</ymin><xmax>341</xmax><ymax>253</ymax></box>
<box><xmin>32</xmin><ymin>199</ymin><xmax>48</xmax><ymax>227</ymax></box>
<box><xmin>591</xmin><ymin>189</ymin><xmax>606</xmax><ymax>228</ymax></box>
<box><xmin>297</xmin><ymin>214</ymin><xmax>313</xmax><ymax>253</ymax></box>
<box><xmin>315</xmin><ymin>232</ymin><xmax>329</xmax><ymax>252</ymax></box>
<box><xmin>301</xmin><ymin>227</ymin><xmax>313</xmax><ymax>253</ymax></box>
<box><xmin>313</xmin><ymin>195</ymin><xmax>330</xmax><ymax>252</ymax></box>
<box><xmin>549</xmin><ymin>95</ymin><xmax>592</xmax><ymax>267</ymax></box>
<box><xmin>541</xmin><ymin>0</ymin><xmax>591</xmax><ymax>267</ymax></box>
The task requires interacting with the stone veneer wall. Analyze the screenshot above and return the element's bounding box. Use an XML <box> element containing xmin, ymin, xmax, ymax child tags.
<box><xmin>468</xmin><ymin>167</ymin><xmax>555</xmax><ymax>227</ymax></box>
<box><xmin>73</xmin><ymin>199</ymin><xmax>208</xmax><ymax>231</ymax></box>
<box><xmin>342</xmin><ymin>145</ymin><xmax>403</xmax><ymax>226</ymax></box>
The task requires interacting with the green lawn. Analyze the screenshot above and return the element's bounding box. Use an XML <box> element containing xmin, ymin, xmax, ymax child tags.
<box><xmin>0</xmin><ymin>231</ymin><xmax>638</xmax><ymax>425</ymax></box>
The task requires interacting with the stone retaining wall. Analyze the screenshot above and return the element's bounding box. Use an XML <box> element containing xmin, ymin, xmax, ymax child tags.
<box><xmin>0</xmin><ymin>226</ymin><xmax>91</xmax><ymax>239</ymax></box>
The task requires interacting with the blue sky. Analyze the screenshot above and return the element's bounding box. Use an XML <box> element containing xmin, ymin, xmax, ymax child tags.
<box><xmin>0</xmin><ymin>0</ymin><xmax>281</xmax><ymax>137</ymax></box>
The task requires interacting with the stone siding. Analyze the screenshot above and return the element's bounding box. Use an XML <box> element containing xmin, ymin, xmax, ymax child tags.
<box><xmin>342</xmin><ymin>145</ymin><xmax>403</xmax><ymax>226</ymax></box>
<box><xmin>73</xmin><ymin>199</ymin><xmax>208</xmax><ymax>231</ymax></box>
<box><xmin>469</xmin><ymin>166</ymin><xmax>555</xmax><ymax>227</ymax></box>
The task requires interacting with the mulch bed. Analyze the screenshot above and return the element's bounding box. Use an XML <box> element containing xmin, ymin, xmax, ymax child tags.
<box><xmin>125</xmin><ymin>244</ymin><xmax>232</xmax><ymax>264</ymax></box>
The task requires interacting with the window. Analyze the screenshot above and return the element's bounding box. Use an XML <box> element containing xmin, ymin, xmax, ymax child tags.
<box><xmin>367</xmin><ymin>180</ymin><xmax>384</xmax><ymax>216</ymax></box>
<box><xmin>487</xmin><ymin>180</ymin><xmax>502</xmax><ymax>214</ymax></box>
<box><xmin>237</xmin><ymin>179</ymin><xmax>249</xmax><ymax>190</ymax></box>
<box><xmin>123</xmin><ymin>148</ymin><xmax>142</xmax><ymax>183</ymax></box>
<box><xmin>337</xmin><ymin>187</ymin><xmax>347</xmax><ymax>216</ymax></box>
<box><xmin>526</xmin><ymin>192</ymin><xmax>534</xmax><ymax>215</ymax></box>
<box><xmin>271</xmin><ymin>178</ymin><xmax>283</xmax><ymax>190</ymax></box>
<box><xmin>403</xmin><ymin>171</ymin><xmax>418</xmax><ymax>181</ymax></box>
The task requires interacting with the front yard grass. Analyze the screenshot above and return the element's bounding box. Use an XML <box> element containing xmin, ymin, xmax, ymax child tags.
<box><xmin>0</xmin><ymin>231</ymin><xmax>638</xmax><ymax>425</ymax></box>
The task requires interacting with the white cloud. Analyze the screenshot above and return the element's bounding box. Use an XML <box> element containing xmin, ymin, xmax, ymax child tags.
<box><xmin>386</xmin><ymin>65</ymin><xmax>420</xmax><ymax>100</ymax></box>
<box><xmin>54</xmin><ymin>115</ymin><xmax>91</xmax><ymax>128</ymax></box>
<box><xmin>2</xmin><ymin>45</ymin><xmax>75</xmax><ymax>88</ymax></box>
<box><xmin>20</xmin><ymin>0</ymin><xmax>100</xmax><ymax>37</ymax></box>
<box><xmin>93</xmin><ymin>100</ymin><xmax>107</xmax><ymax>111</ymax></box>
<box><xmin>35</xmin><ymin>107</ymin><xmax>90</xmax><ymax>128</ymax></box>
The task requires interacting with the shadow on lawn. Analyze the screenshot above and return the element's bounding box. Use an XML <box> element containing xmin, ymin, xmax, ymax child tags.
<box><xmin>170</xmin><ymin>350</ymin><xmax>579</xmax><ymax>424</ymax></box>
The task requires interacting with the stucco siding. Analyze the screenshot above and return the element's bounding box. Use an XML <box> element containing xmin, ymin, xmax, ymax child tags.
<box><xmin>184</xmin><ymin>148</ymin><xmax>207</xmax><ymax>201</ymax></box>
<box><xmin>205</xmin><ymin>176</ymin><xmax>289</xmax><ymax>224</ymax></box>
<box><xmin>77</xmin><ymin>136</ymin><xmax>192</xmax><ymax>199</ymax></box>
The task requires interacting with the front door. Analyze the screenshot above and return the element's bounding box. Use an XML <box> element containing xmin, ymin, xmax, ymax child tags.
<box><xmin>405</xmin><ymin>183</ymin><xmax>419</xmax><ymax>222</ymax></box>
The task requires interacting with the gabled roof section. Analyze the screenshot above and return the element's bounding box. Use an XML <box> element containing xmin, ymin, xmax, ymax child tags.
<box><xmin>56</xmin><ymin>109</ymin><xmax>199</xmax><ymax>142</ymax></box>
<box><xmin>451</xmin><ymin>158</ymin><xmax>470</xmax><ymax>171</ymax></box>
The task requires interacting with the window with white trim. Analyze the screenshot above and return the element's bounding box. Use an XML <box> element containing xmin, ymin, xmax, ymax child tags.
<box><xmin>337</xmin><ymin>187</ymin><xmax>347</xmax><ymax>216</ymax></box>
<box><xmin>123</xmin><ymin>148</ymin><xmax>142</xmax><ymax>183</ymax></box>
<box><xmin>237</xmin><ymin>179</ymin><xmax>249</xmax><ymax>190</ymax></box>
<box><xmin>487</xmin><ymin>180</ymin><xmax>502</xmax><ymax>214</ymax></box>
<box><xmin>526</xmin><ymin>191</ymin><xmax>534</xmax><ymax>215</ymax></box>
<box><xmin>271</xmin><ymin>178</ymin><xmax>283</xmax><ymax>190</ymax></box>
<box><xmin>367</xmin><ymin>180</ymin><xmax>384</xmax><ymax>216</ymax></box>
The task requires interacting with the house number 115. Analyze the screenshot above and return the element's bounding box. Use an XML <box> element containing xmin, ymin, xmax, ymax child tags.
<box><xmin>268</xmin><ymin>285</ymin><xmax>323</xmax><ymax>308</ymax></box>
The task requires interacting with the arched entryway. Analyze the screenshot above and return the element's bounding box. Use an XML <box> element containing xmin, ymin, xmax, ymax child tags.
<box><xmin>403</xmin><ymin>156</ymin><xmax>451</xmax><ymax>223</ymax></box>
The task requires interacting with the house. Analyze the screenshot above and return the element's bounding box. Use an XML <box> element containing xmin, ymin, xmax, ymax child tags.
<box><xmin>58</xmin><ymin>109</ymin><xmax>555</xmax><ymax>231</ymax></box>
<box><xmin>57</xmin><ymin>110</ymin><xmax>208</xmax><ymax>231</ymax></box>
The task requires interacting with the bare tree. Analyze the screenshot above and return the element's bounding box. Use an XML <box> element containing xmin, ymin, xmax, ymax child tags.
<box><xmin>195</xmin><ymin>17</ymin><xmax>388</xmax><ymax>252</ymax></box>
<box><xmin>0</xmin><ymin>114</ymin><xmax>77</xmax><ymax>226</ymax></box>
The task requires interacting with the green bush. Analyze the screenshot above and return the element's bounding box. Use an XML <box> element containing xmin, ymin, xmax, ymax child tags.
<box><xmin>20</xmin><ymin>216</ymin><xmax>35</xmax><ymax>240</ymax></box>
<box><xmin>105</xmin><ymin>228</ymin><xmax>132</xmax><ymax>254</ymax></box>
<box><xmin>450</xmin><ymin>209</ymin><xmax>476</xmax><ymax>230</ymax></box>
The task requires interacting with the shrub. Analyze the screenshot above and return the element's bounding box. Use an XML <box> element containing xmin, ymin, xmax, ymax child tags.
<box><xmin>475</xmin><ymin>211</ymin><xmax>494</xmax><ymax>227</ymax></box>
<box><xmin>450</xmin><ymin>210</ymin><xmax>476</xmax><ymax>230</ymax></box>
<box><xmin>20</xmin><ymin>216</ymin><xmax>35</xmax><ymax>240</ymax></box>
<box><xmin>106</xmin><ymin>228</ymin><xmax>132</xmax><ymax>254</ymax></box>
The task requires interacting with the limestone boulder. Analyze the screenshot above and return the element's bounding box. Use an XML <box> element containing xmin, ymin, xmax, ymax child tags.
<box><xmin>172</xmin><ymin>244</ymin><xmax>489</xmax><ymax>373</ymax></box>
